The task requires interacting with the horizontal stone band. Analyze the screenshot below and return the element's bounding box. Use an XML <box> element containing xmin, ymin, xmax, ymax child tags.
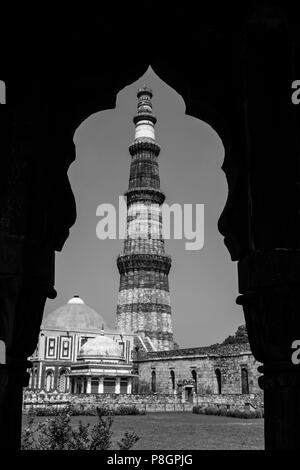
<box><xmin>117</xmin><ymin>253</ymin><xmax>171</xmax><ymax>274</ymax></box>
<box><xmin>118</xmin><ymin>288</ymin><xmax>171</xmax><ymax>306</ymax></box>
<box><xmin>125</xmin><ymin>188</ymin><xmax>165</xmax><ymax>205</ymax></box>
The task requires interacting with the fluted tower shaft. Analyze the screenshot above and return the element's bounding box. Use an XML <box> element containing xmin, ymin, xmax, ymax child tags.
<box><xmin>116</xmin><ymin>87</ymin><xmax>173</xmax><ymax>351</ymax></box>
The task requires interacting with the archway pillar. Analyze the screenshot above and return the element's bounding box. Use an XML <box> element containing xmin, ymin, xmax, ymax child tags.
<box><xmin>127</xmin><ymin>377</ymin><xmax>132</xmax><ymax>394</ymax></box>
<box><xmin>86</xmin><ymin>377</ymin><xmax>92</xmax><ymax>394</ymax></box>
<box><xmin>115</xmin><ymin>377</ymin><xmax>121</xmax><ymax>394</ymax></box>
<box><xmin>98</xmin><ymin>377</ymin><xmax>104</xmax><ymax>394</ymax></box>
<box><xmin>237</xmin><ymin>249</ymin><xmax>300</xmax><ymax>450</ymax></box>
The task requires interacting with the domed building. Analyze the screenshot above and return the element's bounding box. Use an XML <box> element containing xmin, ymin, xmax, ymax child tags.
<box><xmin>28</xmin><ymin>295</ymin><xmax>135</xmax><ymax>393</ymax></box>
<box><xmin>69</xmin><ymin>331</ymin><xmax>136</xmax><ymax>394</ymax></box>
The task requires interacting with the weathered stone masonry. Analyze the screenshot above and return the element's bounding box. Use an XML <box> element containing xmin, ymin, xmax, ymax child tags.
<box><xmin>116</xmin><ymin>88</ymin><xmax>173</xmax><ymax>351</ymax></box>
<box><xmin>137</xmin><ymin>342</ymin><xmax>261</xmax><ymax>396</ymax></box>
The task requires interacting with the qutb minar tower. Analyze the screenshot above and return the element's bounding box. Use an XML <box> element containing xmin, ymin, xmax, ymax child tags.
<box><xmin>116</xmin><ymin>87</ymin><xmax>174</xmax><ymax>351</ymax></box>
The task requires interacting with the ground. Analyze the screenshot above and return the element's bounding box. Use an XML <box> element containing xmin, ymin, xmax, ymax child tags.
<box><xmin>22</xmin><ymin>412</ymin><xmax>264</xmax><ymax>450</ymax></box>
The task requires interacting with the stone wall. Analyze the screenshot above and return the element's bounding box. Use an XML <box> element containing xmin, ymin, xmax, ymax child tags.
<box><xmin>137</xmin><ymin>342</ymin><xmax>261</xmax><ymax>395</ymax></box>
<box><xmin>23</xmin><ymin>390</ymin><xmax>263</xmax><ymax>413</ymax></box>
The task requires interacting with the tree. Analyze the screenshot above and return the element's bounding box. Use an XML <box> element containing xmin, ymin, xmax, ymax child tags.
<box><xmin>21</xmin><ymin>406</ymin><xmax>140</xmax><ymax>450</ymax></box>
<box><xmin>222</xmin><ymin>325</ymin><xmax>248</xmax><ymax>345</ymax></box>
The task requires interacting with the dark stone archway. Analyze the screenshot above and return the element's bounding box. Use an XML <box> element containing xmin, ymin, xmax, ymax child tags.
<box><xmin>1</xmin><ymin>2</ymin><xmax>300</xmax><ymax>450</ymax></box>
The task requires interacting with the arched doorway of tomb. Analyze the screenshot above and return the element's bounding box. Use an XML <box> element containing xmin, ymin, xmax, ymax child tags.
<box><xmin>151</xmin><ymin>370</ymin><xmax>157</xmax><ymax>393</ymax></box>
<box><xmin>215</xmin><ymin>368</ymin><xmax>222</xmax><ymax>394</ymax></box>
<box><xmin>241</xmin><ymin>367</ymin><xmax>249</xmax><ymax>394</ymax></box>
<box><xmin>191</xmin><ymin>369</ymin><xmax>197</xmax><ymax>393</ymax></box>
<box><xmin>170</xmin><ymin>370</ymin><xmax>175</xmax><ymax>392</ymax></box>
<box><xmin>45</xmin><ymin>370</ymin><xmax>54</xmax><ymax>392</ymax></box>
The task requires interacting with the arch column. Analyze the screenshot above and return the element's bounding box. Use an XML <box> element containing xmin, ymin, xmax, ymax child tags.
<box><xmin>98</xmin><ymin>377</ymin><xmax>104</xmax><ymax>394</ymax></box>
<box><xmin>237</xmin><ymin>250</ymin><xmax>300</xmax><ymax>450</ymax></box>
<box><xmin>127</xmin><ymin>377</ymin><xmax>132</xmax><ymax>394</ymax></box>
<box><xmin>115</xmin><ymin>377</ymin><xmax>121</xmax><ymax>394</ymax></box>
<box><xmin>86</xmin><ymin>377</ymin><xmax>91</xmax><ymax>394</ymax></box>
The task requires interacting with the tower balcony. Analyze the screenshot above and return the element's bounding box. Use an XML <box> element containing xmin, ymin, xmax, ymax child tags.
<box><xmin>129</xmin><ymin>138</ymin><xmax>161</xmax><ymax>156</ymax></box>
<box><xmin>125</xmin><ymin>187</ymin><xmax>165</xmax><ymax>205</ymax></box>
<box><xmin>117</xmin><ymin>253</ymin><xmax>172</xmax><ymax>275</ymax></box>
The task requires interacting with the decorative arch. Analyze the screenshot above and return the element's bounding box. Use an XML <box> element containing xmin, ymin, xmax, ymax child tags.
<box><xmin>58</xmin><ymin>368</ymin><xmax>68</xmax><ymax>392</ymax></box>
<box><xmin>215</xmin><ymin>368</ymin><xmax>222</xmax><ymax>395</ymax></box>
<box><xmin>45</xmin><ymin>370</ymin><xmax>54</xmax><ymax>392</ymax></box>
<box><xmin>241</xmin><ymin>367</ymin><xmax>249</xmax><ymax>395</ymax></box>
<box><xmin>151</xmin><ymin>370</ymin><xmax>156</xmax><ymax>393</ymax></box>
<box><xmin>191</xmin><ymin>369</ymin><xmax>197</xmax><ymax>393</ymax></box>
<box><xmin>170</xmin><ymin>369</ymin><xmax>175</xmax><ymax>391</ymax></box>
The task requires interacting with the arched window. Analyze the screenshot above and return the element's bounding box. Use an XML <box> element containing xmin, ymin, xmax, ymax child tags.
<box><xmin>170</xmin><ymin>370</ymin><xmax>175</xmax><ymax>390</ymax></box>
<box><xmin>70</xmin><ymin>378</ymin><xmax>75</xmax><ymax>394</ymax></box>
<box><xmin>58</xmin><ymin>369</ymin><xmax>68</xmax><ymax>392</ymax></box>
<box><xmin>191</xmin><ymin>369</ymin><xmax>197</xmax><ymax>393</ymax></box>
<box><xmin>151</xmin><ymin>370</ymin><xmax>156</xmax><ymax>393</ymax></box>
<box><xmin>45</xmin><ymin>370</ymin><xmax>54</xmax><ymax>391</ymax></box>
<box><xmin>241</xmin><ymin>367</ymin><xmax>249</xmax><ymax>394</ymax></box>
<box><xmin>215</xmin><ymin>369</ymin><xmax>222</xmax><ymax>394</ymax></box>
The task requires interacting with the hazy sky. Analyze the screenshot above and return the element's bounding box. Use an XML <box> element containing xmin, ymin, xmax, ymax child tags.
<box><xmin>43</xmin><ymin>67</ymin><xmax>244</xmax><ymax>348</ymax></box>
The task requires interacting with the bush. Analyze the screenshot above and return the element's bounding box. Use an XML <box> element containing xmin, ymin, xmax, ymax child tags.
<box><xmin>115</xmin><ymin>405</ymin><xmax>145</xmax><ymax>415</ymax></box>
<box><xmin>192</xmin><ymin>405</ymin><xmax>204</xmax><ymax>414</ymax></box>
<box><xmin>255</xmin><ymin>407</ymin><xmax>264</xmax><ymax>418</ymax></box>
<box><xmin>242</xmin><ymin>410</ymin><xmax>252</xmax><ymax>419</ymax></box>
<box><xmin>232</xmin><ymin>409</ymin><xmax>243</xmax><ymax>418</ymax></box>
<box><xmin>21</xmin><ymin>406</ymin><xmax>140</xmax><ymax>450</ymax></box>
<box><xmin>193</xmin><ymin>405</ymin><xmax>263</xmax><ymax>419</ymax></box>
<box><xmin>204</xmin><ymin>406</ymin><xmax>215</xmax><ymax>415</ymax></box>
<box><xmin>26</xmin><ymin>403</ymin><xmax>146</xmax><ymax>417</ymax></box>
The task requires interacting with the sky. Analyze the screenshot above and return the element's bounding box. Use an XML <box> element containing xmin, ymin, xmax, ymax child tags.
<box><xmin>43</xmin><ymin>67</ymin><xmax>244</xmax><ymax>348</ymax></box>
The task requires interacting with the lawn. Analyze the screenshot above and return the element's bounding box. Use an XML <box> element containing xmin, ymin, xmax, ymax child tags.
<box><xmin>22</xmin><ymin>412</ymin><xmax>264</xmax><ymax>450</ymax></box>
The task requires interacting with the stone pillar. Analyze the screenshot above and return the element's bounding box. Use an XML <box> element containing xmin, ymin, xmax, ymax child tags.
<box><xmin>98</xmin><ymin>377</ymin><xmax>104</xmax><ymax>394</ymax></box>
<box><xmin>86</xmin><ymin>377</ymin><xmax>91</xmax><ymax>394</ymax></box>
<box><xmin>115</xmin><ymin>377</ymin><xmax>121</xmax><ymax>394</ymax></box>
<box><xmin>127</xmin><ymin>377</ymin><xmax>132</xmax><ymax>394</ymax></box>
<box><xmin>0</xmin><ymin>361</ymin><xmax>31</xmax><ymax>450</ymax></box>
<box><xmin>237</xmin><ymin>250</ymin><xmax>300</xmax><ymax>450</ymax></box>
<box><xmin>217</xmin><ymin>5</ymin><xmax>300</xmax><ymax>449</ymax></box>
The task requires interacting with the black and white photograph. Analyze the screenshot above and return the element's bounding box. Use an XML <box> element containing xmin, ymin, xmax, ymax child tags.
<box><xmin>0</xmin><ymin>1</ymin><xmax>300</xmax><ymax>459</ymax></box>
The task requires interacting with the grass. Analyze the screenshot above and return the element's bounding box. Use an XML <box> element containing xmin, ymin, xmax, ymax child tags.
<box><xmin>22</xmin><ymin>412</ymin><xmax>264</xmax><ymax>450</ymax></box>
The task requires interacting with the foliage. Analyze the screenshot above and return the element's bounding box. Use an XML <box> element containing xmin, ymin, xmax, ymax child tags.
<box><xmin>117</xmin><ymin>431</ymin><xmax>140</xmax><ymax>450</ymax></box>
<box><xmin>222</xmin><ymin>324</ymin><xmax>248</xmax><ymax>345</ymax></box>
<box><xmin>192</xmin><ymin>405</ymin><xmax>263</xmax><ymax>419</ymax></box>
<box><xmin>21</xmin><ymin>406</ymin><xmax>140</xmax><ymax>450</ymax></box>
<box><xmin>29</xmin><ymin>403</ymin><xmax>145</xmax><ymax>416</ymax></box>
<box><xmin>116</xmin><ymin>405</ymin><xmax>145</xmax><ymax>415</ymax></box>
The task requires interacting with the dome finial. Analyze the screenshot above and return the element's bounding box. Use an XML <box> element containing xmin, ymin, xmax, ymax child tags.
<box><xmin>68</xmin><ymin>295</ymin><xmax>84</xmax><ymax>305</ymax></box>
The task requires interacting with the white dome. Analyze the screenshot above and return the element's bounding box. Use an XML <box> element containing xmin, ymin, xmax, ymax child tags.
<box><xmin>79</xmin><ymin>334</ymin><xmax>123</xmax><ymax>359</ymax></box>
<box><xmin>42</xmin><ymin>296</ymin><xmax>108</xmax><ymax>332</ymax></box>
<box><xmin>67</xmin><ymin>296</ymin><xmax>84</xmax><ymax>304</ymax></box>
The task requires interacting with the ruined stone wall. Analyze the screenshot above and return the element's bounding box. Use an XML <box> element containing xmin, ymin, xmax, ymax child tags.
<box><xmin>137</xmin><ymin>343</ymin><xmax>261</xmax><ymax>395</ymax></box>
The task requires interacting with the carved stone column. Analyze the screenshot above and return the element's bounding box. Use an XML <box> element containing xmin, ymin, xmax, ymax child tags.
<box><xmin>0</xmin><ymin>238</ymin><xmax>56</xmax><ymax>450</ymax></box>
<box><xmin>237</xmin><ymin>250</ymin><xmax>300</xmax><ymax>449</ymax></box>
<box><xmin>0</xmin><ymin>95</ymin><xmax>76</xmax><ymax>449</ymax></box>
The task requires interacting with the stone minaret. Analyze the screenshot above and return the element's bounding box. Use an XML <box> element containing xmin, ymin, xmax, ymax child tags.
<box><xmin>116</xmin><ymin>87</ymin><xmax>173</xmax><ymax>351</ymax></box>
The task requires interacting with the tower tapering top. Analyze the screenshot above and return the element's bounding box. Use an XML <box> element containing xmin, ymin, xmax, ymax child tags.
<box><xmin>133</xmin><ymin>87</ymin><xmax>157</xmax><ymax>141</ymax></box>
